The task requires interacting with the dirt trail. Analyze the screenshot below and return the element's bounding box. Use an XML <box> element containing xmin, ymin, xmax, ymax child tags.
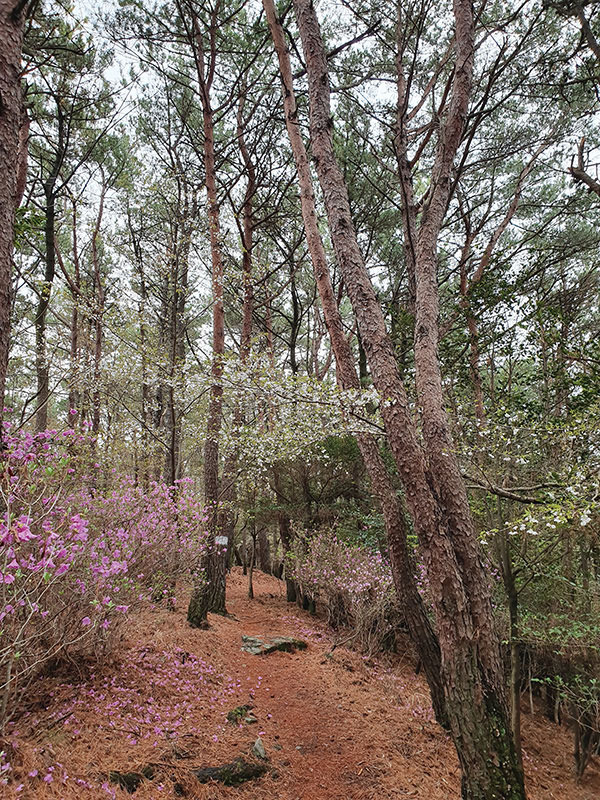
<box><xmin>203</xmin><ymin>571</ymin><xmax>452</xmax><ymax>800</ymax></box>
<box><xmin>4</xmin><ymin>569</ymin><xmax>600</xmax><ymax>799</ymax></box>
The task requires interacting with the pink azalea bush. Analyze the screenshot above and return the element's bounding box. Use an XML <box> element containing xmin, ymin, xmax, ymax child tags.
<box><xmin>289</xmin><ymin>529</ymin><xmax>398</xmax><ymax>654</ymax></box>
<box><xmin>0</xmin><ymin>425</ymin><xmax>209</xmax><ymax>730</ymax></box>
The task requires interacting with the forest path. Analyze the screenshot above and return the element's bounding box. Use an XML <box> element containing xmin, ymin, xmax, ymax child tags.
<box><xmin>7</xmin><ymin>569</ymin><xmax>600</xmax><ymax>800</ymax></box>
<box><xmin>196</xmin><ymin>569</ymin><xmax>451</xmax><ymax>800</ymax></box>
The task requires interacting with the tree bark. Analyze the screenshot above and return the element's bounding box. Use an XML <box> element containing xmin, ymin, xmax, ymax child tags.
<box><xmin>289</xmin><ymin>1</ymin><xmax>526</xmax><ymax>796</ymax></box>
<box><xmin>0</xmin><ymin>0</ymin><xmax>27</xmax><ymax>431</ymax></box>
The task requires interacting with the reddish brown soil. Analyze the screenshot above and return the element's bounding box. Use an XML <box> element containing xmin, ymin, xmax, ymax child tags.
<box><xmin>3</xmin><ymin>568</ymin><xmax>600</xmax><ymax>799</ymax></box>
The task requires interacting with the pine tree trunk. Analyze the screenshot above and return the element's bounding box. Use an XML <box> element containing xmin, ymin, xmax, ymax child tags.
<box><xmin>211</xmin><ymin>87</ymin><xmax>256</xmax><ymax>570</ymax></box>
<box><xmin>0</xmin><ymin>1</ymin><xmax>26</xmax><ymax>429</ymax></box>
<box><xmin>237</xmin><ymin>87</ymin><xmax>254</xmax><ymax>365</ymax></box>
<box><xmin>67</xmin><ymin>198</ymin><xmax>82</xmax><ymax>423</ymax></box>
<box><xmin>35</xmin><ymin>97</ymin><xmax>65</xmax><ymax>433</ymax></box>
<box><xmin>128</xmin><ymin>209</ymin><xmax>151</xmax><ymax>488</ymax></box>
<box><xmin>187</xmin><ymin>6</ymin><xmax>227</xmax><ymax>625</ymax></box>
<box><xmin>35</xmin><ymin>181</ymin><xmax>56</xmax><ymax>433</ymax></box>
<box><xmin>91</xmin><ymin>181</ymin><xmax>106</xmax><ymax>436</ymax></box>
<box><xmin>200</xmin><ymin>84</ymin><xmax>224</xmax><ymax>519</ymax></box>
<box><xmin>164</xmin><ymin>191</ymin><xmax>191</xmax><ymax>486</ymax></box>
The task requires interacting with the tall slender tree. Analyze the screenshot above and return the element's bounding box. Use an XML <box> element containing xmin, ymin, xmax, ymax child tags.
<box><xmin>182</xmin><ymin>0</ymin><xmax>232</xmax><ymax>624</ymax></box>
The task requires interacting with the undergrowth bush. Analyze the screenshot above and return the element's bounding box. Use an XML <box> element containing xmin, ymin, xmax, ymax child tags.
<box><xmin>289</xmin><ymin>528</ymin><xmax>398</xmax><ymax>654</ymax></box>
<box><xmin>0</xmin><ymin>425</ymin><xmax>209</xmax><ymax>730</ymax></box>
<box><xmin>522</xmin><ymin>612</ymin><xmax>600</xmax><ymax>778</ymax></box>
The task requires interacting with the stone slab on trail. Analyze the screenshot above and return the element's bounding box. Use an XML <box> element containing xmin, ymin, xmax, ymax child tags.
<box><xmin>194</xmin><ymin>757</ymin><xmax>267</xmax><ymax>786</ymax></box>
<box><xmin>241</xmin><ymin>634</ymin><xmax>307</xmax><ymax>655</ymax></box>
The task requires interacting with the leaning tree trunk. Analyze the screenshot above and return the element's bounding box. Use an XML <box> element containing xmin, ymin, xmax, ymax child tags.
<box><xmin>290</xmin><ymin>1</ymin><xmax>525</xmax><ymax>797</ymax></box>
<box><xmin>263</xmin><ymin>0</ymin><xmax>447</xmax><ymax>728</ymax></box>
<box><xmin>0</xmin><ymin>0</ymin><xmax>27</xmax><ymax>432</ymax></box>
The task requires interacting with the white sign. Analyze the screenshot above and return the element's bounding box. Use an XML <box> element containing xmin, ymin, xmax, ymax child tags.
<box><xmin>215</xmin><ymin>536</ymin><xmax>228</xmax><ymax>546</ymax></box>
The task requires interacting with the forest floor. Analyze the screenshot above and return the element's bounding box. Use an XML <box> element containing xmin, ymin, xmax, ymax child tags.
<box><xmin>3</xmin><ymin>568</ymin><xmax>600</xmax><ymax>799</ymax></box>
